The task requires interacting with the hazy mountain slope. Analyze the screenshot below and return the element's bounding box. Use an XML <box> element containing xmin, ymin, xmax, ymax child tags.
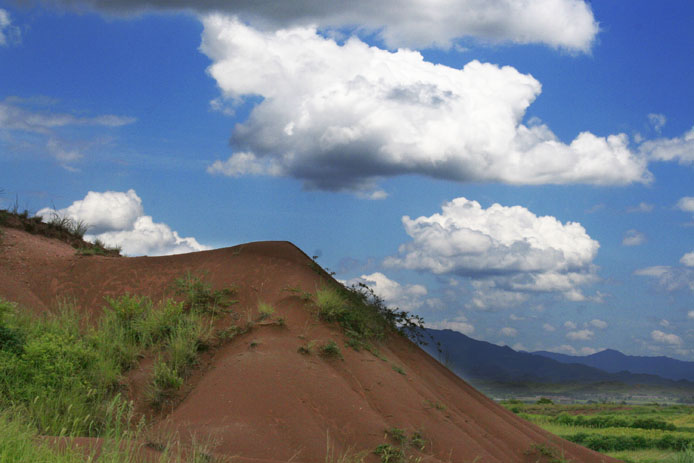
<box><xmin>534</xmin><ymin>349</ymin><xmax>694</xmax><ymax>382</ymax></box>
<box><xmin>425</xmin><ymin>328</ymin><xmax>694</xmax><ymax>388</ymax></box>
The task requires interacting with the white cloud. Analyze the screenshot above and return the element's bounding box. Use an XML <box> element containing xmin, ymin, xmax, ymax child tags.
<box><xmin>647</xmin><ymin>113</ymin><xmax>667</xmax><ymax>134</ymax></box>
<box><xmin>428</xmin><ymin>315</ymin><xmax>475</xmax><ymax>336</ymax></box>
<box><xmin>543</xmin><ymin>323</ymin><xmax>556</xmax><ymax>332</ymax></box>
<box><xmin>622</xmin><ymin>229</ymin><xmax>645</xmax><ymax>246</ymax></box>
<box><xmin>641</xmin><ymin>127</ymin><xmax>694</xmax><ymax>166</ymax></box>
<box><xmin>564</xmin><ymin>321</ymin><xmax>577</xmax><ymax>330</ymax></box>
<box><xmin>465</xmin><ymin>281</ymin><xmax>529</xmax><ymax>310</ymax></box>
<box><xmin>551</xmin><ymin>344</ymin><xmax>578</xmax><ymax>355</ymax></box>
<box><xmin>51</xmin><ymin>0</ymin><xmax>599</xmax><ymax>52</ymax></box>
<box><xmin>651</xmin><ymin>330</ymin><xmax>682</xmax><ymax>346</ymax></box>
<box><xmin>202</xmin><ymin>16</ymin><xmax>648</xmax><ymax>196</ymax></box>
<box><xmin>386</xmin><ymin>197</ymin><xmax>599</xmax><ymax>301</ymax></box>
<box><xmin>512</xmin><ymin>342</ymin><xmax>527</xmax><ymax>352</ymax></box>
<box><xmin>627</xmin><ymin>202</ymin><xmax>654</xmax><ymax>213</ymax></box>
<box><xmin>346</xmin><ymin>272</ymin><xmax>427</xmax><ymax>311</ymax></box>
<box><xmin>580</xmin><ymin>347</ymin><xmax>599</xmax><ymax>355</ymax></box>
<box><xmin>37</xmin><ymin>190</ymin><xmax>208</xmax><ymax>256</ymax></box>
<box><xmin>589</xmin><ymin>319</ymin><xmax>608</xmax><ymax>329</ymax></box>
<box><xmin>635</xmin><ymin>266</ymin><xmax>694</xmax><ymax>292</ymax></box>
<box><xmin>680</xmin><ymin>252</ymin><xmax>694</xmax><ymax>267</ymax></box>
<box><xmin>0</xmin><ymin>98</ymin><xmax>135</xmax><ymax>134</ymax></box>
<box><xmin>0</xmin><ymin>97</ymin><xmax>135</xmax><ymax>168</ymax></box>
<box><xmin>509</xmin><ymin>314</ymin><xmax>524</xmax><ymax>321</ymax></box>
<box><xmin>688</xmin><ymin>311</ymin><xmax>694</xmax><ymax>319</ymax></box>
<box><xmin>677</xmin><ymin>197</ymin><xmax>694</xmax><ymax>213</ymax></box>
<box><xmin>567</xmin><ymin>329</ymin><xmax>594</xmax><ymax>341</ymax></box>
<box><xmin>206</xmin><ymin>151</ymin><xmax>282</xmax><ymax>177</ymax></box>
<box><xmin>0</xmin><ymin>9</ymin><xmax>20</xmax><ymax>47</ymax></box>
<box><xmin>500</xmin><ymin>327</ymin><xmax>517</xmax><ymax>337</ymax></box>
<box><xmin>660</xmin><ymin>319</ymin><xmax>670</xmax><ymax>327</ymax></box>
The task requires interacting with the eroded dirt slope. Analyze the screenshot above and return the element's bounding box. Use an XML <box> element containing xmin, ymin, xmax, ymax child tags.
<box><xmin>0</xmin><ymin>227</ymin><xmax>620</xmax><ymax>462</ymax></box>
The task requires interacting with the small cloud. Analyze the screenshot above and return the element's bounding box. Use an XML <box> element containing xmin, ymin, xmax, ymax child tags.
<box><xmin>651</xmin><ymin>330</ymin><xmax>682</xmax><ymax>346</ymax></box>
<box><xmin>589</xmin><ymin>319</ymin><xmax>608</xmax><ymax>330</ymax></box>
<box><xmin>551</xmin><ymin>344</ymin><xmax>578</xmax><ymax>355</ymax></box>
<box><xmin>500</xmin><ymin>327</ymin><xmax>517</xmax><ymax>337</ymax></box>
<box><xmin>509</xmin><ymin>314</ymin><xmax>525</xmax><ymax>321</ymax></box>
<box><xmin>627</xmin><ymin>202</ymin><xmax>654</xmax><ymax>213</ymax></box>
<box><xmin>580</xmin><ymin>347</ymin><xmax>599</xmax><ymax>355</ymax></box>
<box><xmin>680</xmin><ymin>252</ymin><xmax>694</xmax><ymax>267</ymax></box>
<box><xmin>542</xmin><ymin>323</ymin><xmax>556</xmax><ymax>332</ymax></box>
<box><xmin>567</xmin><ymin>329</ymin><xmax>594</xmax><ymax>341</ymax></box>
<box><xmin>564</xmin><ymin>321</ymin><xmax>577</xmax><ymax>330</ymax></box>
<box><xmin>207</xmin><ymin>152</ymin><xmax>282</xmax><ymax>177</ymax></box>
<box><xmin>688</xmin><ymin>311</ymin><xmax>694</xmax><ymax>319</ymax></box>
<box><xmin>660</xmin><ymin>319</ymin><xmax>670</xmax><ymax>327</ymax></box>
<box><xmin>647</xmin><ymin>113</ymin><xmax>667</xmax><ymax>133</ymax></box>
<box><xmin>428</xmin><ymin>315</ymin><xmax>474</xmax><ymax>336</ymax></box>
<box><xmin>512</xmin><ymin>342</ymin><xmax>527</xmax><ymax>351</ymax></box>
<box><xmin>356</xmin><ymin>189</ymin><xmax>388</xmax><ymax>200</ymax></box>
<box><xmin>622</xmin><ymin>229</ymin><xmax>645</xmax><ymax>246</ymax></box>
<box><xmin>585</xmin><ymin>203</ymin><xmax>606</xmax><ymax>214</ymax></box>
<box><xmin>346</xmin><ymin>272</ymin><xmax>427</xmax><ymax>312</ymax></box>
<box><xmin>676</xmin><ymin>197</ymin><xmax>694</xmax><ymax>213</ymax></box>
<box><xmin>0</xmin><ymin>9</ymin><xmax>21</xmax><ymax>47</ymax></box>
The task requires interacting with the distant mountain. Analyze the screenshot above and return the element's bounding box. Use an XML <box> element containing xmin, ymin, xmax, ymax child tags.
<box><xmin>424</xmin><ymin>328</ymin><xmax>694</xmax><ymax>388</ymax></box>
<box><xmin>533</xmin><ymin>349</ymin><xmax>694</xmax><ymax>382</ymax></box>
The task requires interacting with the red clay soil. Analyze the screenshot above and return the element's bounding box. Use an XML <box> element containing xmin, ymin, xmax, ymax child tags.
<box><xmin>0</xmin><ymin>227</ymin><xmax>621</xmax><ymax>463</ymax></box>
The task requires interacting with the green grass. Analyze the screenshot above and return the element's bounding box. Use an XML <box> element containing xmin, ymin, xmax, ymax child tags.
<box><xmin>172</xmin><ymin>270</ymin><xmax>236</xmax><ymax>315</ymax></box>
<box><xmin>0</xmin><ymin>272</ymin><xmax>236</xmax><ymax>443</ymax></box>
<box><xmin>312</xmin><ymin>283</ymin><xmax>426</xmax><ymax>352</ymax></box>
<box><xmin>503</xmin><ymin>401</ymin><xmax>694</xmax><ymax>462</ymax></box>
<box><xmin>319</xmin><ymin>340</ymin><xmax>343</xmax><ymax>359</ymax></box>
<box><xmin>257</xmin><ymin>301</ymin><xmax>276</xmax><ymax>320</ymax></box>
<box><xmin>373</xmin><ymin>443</ymin><xmax>404</xmax><ymax>463</ymax></box>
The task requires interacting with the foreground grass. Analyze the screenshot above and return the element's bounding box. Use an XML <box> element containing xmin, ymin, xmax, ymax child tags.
<box><xmin>0</xmin><ymin>272</ymin><xmax>235</xmax><ymax>460</ymax></box>
<box><xmin>502</xmin><ymin>400</ymin><xmax>694</xmax><ymax>462</ymax></box>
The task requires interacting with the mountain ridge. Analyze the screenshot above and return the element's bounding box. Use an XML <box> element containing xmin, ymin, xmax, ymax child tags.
<box><xmin>424</xmin><ymin>328</ymin><xmax>694</xmax><ymax>391</ymax></box>
<box><xmin>533</xmin><ymin>348</ymin><xmax>694</xmax><ymax>382</ymax></box>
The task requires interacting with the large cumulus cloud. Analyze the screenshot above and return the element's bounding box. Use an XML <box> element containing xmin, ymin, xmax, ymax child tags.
<box><xmin>203</xmin><ymin>16</ymin><xmax>648</xmax><ymax>196</ymax></box>
<box><xmin>44</xmin><ymin>0</ymin><xmax>599</xmax><ymax>52</ymax></box>
<box><xmin>37</xmin><ymin>190</ymin><xmax>208</xmax><ymax>256</ymax></box>
<box><xmin>385</xmin><ymin>197</ymin><xmax>599</xmax><ymax>301</ymax></box>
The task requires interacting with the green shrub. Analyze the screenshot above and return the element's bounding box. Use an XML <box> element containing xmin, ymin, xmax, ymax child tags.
<box><xmin>385</xmin><ymin>427</ymin><xmax>407</xmax><ymax>445</ymax></box>
<box><xmin>257</xmin><ymin>301</ymin><xmax>275</xmax><ymax>320</ymax></box>
<box><xmin>373</xmin><ymin>444</ymin><xmax>403</xmax><ymax>463</ymax></box>
<box><xmin>148</xmin><ymin>359</ymin><xmax>184</xmax><ymax>407</ymax></box>
<box><xmin>172</xmin><ymin>271</ymin><xmax>235</xmax><ymax>315</ymax></box>
<box><xmin>319</xmin><ymin>340</ymin><xmax>342</xmax><ymax>359</ymax></box>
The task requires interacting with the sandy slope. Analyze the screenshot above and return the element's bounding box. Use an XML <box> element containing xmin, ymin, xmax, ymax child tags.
<box><xmin>0</xmin><ymin>227</ymin><xmax>620</xmax><ymax>462</ymax></box>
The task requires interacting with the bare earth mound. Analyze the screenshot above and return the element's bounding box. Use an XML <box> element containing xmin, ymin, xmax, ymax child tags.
<box><xmin>0</xmin><ymin>227</ymin><xmax>619</xmax><ymax>462</ymax></box>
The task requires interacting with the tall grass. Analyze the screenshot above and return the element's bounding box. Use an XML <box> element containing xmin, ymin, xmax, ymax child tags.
<box><xmin>0</xmin><ymin>272</ymin><xmax>235</xmax><ymax>438</ymax></box>
<box><xmin>313</xmin><ymin>283</ymin><xmax>426</xmax><ymax>350</ymax></box>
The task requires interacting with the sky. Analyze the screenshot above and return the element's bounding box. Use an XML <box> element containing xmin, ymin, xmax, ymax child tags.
<box><xmin>1</xmin><ymin>0</ymin><xmax>694</xmax><ymax>360</ymax></box>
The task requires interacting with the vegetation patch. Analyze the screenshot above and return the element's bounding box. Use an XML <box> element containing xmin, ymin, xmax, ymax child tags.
<box><xmin>312</xmin><ymin>283</ymin><xmax>426</xmax><ymax>353</ymax></box>
<box><xmin>0</xmin><ymin>270</ymin><xmax>236</xmax><ymax>451</ymax></box>
<box><xmin>504</xmin><ymin>400</ymin><xmax>694</xmax><ymax>462</ymax></box>
<box><xmin>319</xmin><ymin>340</ymin><xmax>343</xmax><ymax>359</ymax></box>
<box><xmin>0</xmin><ymin>207</ymin><xmax>121</xmax><ymax>256</ymax></box>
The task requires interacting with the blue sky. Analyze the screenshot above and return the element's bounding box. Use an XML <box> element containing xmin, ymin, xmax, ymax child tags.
<box><xmin>1</xmin><ymin>0</ymin><xmax>694</xmax><ymax>359</ymax></box>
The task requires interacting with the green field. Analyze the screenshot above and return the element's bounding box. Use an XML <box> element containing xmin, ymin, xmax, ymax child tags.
<box><xmin>501</xmin><ymin>400</ymin><xmax>694</xmax><ymax>462</ymax></box>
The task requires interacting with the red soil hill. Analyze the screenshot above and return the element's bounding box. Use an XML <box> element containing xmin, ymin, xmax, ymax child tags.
<box><xmin>0</xmin><ymin>227</ymin><xmax>619</xmax><ymax>463</ymax></box>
